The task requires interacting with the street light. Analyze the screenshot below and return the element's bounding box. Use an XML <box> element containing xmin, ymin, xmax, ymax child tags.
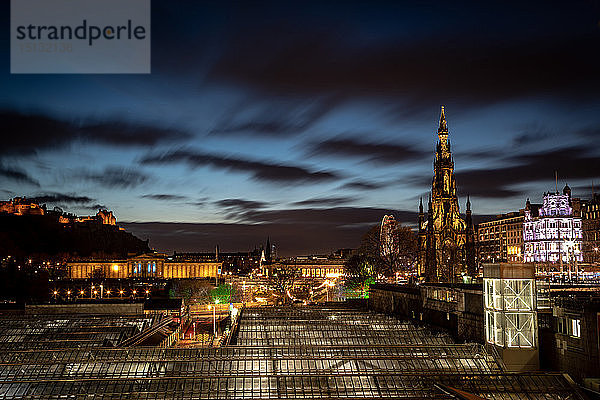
<box><xmin>211</xmin><ymin>299</ymin><xmax>220</xmax><ymax>337</ymax></box>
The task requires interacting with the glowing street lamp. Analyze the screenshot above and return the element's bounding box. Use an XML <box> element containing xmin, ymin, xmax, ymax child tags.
<box><xmin>210</xmin><ymin>299</ymin><xmax>220</xmax><ymax>337</ymax></box>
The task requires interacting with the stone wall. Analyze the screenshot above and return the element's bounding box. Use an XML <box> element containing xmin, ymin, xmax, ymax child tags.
<box><xmin>369</xmin><ymin>283</ymin><xmax>484</xmax><ymax>343</ymax></box>
<box><xmin>539</xmin><ymin>299</ymin><xmax>600</xmax><ymax>384</ymax></box>
<box><xmin>25</xmin><ymin>303</ymin><xmax>144</xmax><ymax>315</ymax></box>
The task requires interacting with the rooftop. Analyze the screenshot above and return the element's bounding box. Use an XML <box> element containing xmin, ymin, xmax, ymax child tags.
<box><xmin>0</xmin><ymin>306</ymin><xmax>586</xmax><ymax>399</ymax></box>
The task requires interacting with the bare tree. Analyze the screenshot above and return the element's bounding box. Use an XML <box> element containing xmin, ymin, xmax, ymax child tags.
<box><xmin>170</xmin><ymin>279</ymin><xmax>213</xmax><ymax>304</ymax></box>
<box><xmin>359</xmin><ymin>223</ymin><xmax>417</xmax><ymax>277</ymax></box>
<box><xmin>267</xmin><ymin>264</ymin><xmax>300</xmax><ymax>304</ymax></box>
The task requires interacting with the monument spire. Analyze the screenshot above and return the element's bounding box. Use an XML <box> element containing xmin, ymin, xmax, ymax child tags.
<box><xmin>438</xmin><ymin>105</ymin><xmax>448</xmax><ymax>134</ymax></box>
<box><xmin>418</xmin><ymin>106</ymin><xmax>468</xmax><ymax>283</ymax></box>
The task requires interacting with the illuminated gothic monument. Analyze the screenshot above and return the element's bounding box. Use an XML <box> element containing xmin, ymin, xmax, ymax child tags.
<box><xmin>418</xmin><ymin>106</ymin><xmax>476</xmax><ymax>282</ymax></box>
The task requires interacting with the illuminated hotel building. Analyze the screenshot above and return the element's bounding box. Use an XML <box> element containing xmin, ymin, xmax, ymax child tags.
<box><xmin>523</xmin><ymin>187</ymin><xmax>583</xmax><ymax>263</ymax></box>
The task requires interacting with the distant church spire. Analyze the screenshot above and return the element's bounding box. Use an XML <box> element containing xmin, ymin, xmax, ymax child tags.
<box><xmin>465</xmin><ymin>195</ymin><xmax>476</xmax><ymax>276</ymax></box>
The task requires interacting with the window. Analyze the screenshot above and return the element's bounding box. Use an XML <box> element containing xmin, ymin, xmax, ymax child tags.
<box><xmin>569</xmin><ymin>317</ymin><xmax>581</xmax><ymax>338</ymax></box>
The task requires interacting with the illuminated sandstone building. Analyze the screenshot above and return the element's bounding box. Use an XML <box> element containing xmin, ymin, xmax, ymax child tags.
<box><xmin>62</xmin><ymin>209</ymin><xmax>117</xmax><ymax>225</ymax></box>
<box><xmin>0</xmin><ymin>197</ymin><xmax>44</xmax><ymax>216</ymax></box>
<box><xmin>478</xmin><ymin>212</ymin><xmax>527</xmax><ymax>263</ymax></box>
<box><xmin>1</xmin><ymin>196</ymin><xmax>118</xmax><ymax>227</ymax></box>
<box><xmin>67</xmin><ymin>253</ymin><xmax>221</xmax><ymax>280</ymax></box>
<box><xmin>417</xmin><ymin>106</ymin><xmax>475</xmax><ymax>282</ymax></box>
<box><xmin>262</xmin><ymin>255</ymin><xmax>345</xmax><ymax>279</ymax></box>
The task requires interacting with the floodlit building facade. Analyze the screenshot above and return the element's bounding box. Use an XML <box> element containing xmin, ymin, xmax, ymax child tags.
<box><xmin>67</xmin><ymin>253</ymin><xmax>221</xmax><ymax>279</ymax></box>
<box><xmin>263</xmin><ymin>259</ymin><xmax>345</xmax><ymax>279</ymax></box>
<box><xmin>523</xmin><ymin>188</ymin><xmax>583</xmax><ymax>263</ymax></box>
<box><xmin>0</xmin><ymin>197</ymin><xmax>44</xmax><ymax>215</ymax></box>
<box><xmin>478</xmin><ymin>212</ymin><xmax>525</xmax><ymax>263</ymax></box>
<box><xmin>581</xmin><ymin>193</ymin><xmax>600</xmax><ymax>264</ymax></box>
<box><xmin>417</xmin><ymin>106</ymin><xmax>475</xmax><ymax>282</ymax></box>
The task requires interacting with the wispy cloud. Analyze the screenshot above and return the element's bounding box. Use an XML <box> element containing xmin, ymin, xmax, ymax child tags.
<box><xmin>141</xmin><ymin>149</ymin><xmax>341</xmax><ymax>184</ymax></box>
<box><xmin>142</xmin><ymin>194</ymin><xmax>190</xmax><ymax>201</ymax></box>
<box><xmin>0</xmin><ymin>110</ymin><xmax>191</xmax><ymax>156</ymax></box>
<box><xmin>78</xmin><ymin>166</ymin><xmax>149</xmax><ymax>188</ymax></box>
<box><xmin>0</xmin><ymin>164</ymin><xmax>40</xmax><ymax>186</ymax></box>
<box><xmin>306</xmin><ymin>137</ymin><xmax>426</xmax><ymax>165</ymax></box>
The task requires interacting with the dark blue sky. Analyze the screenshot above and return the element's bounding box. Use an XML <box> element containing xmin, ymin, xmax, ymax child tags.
<box><xmin>2</xmin><ymin>1</ymin><xmax>600</xmax><ymax>255</ymax></box>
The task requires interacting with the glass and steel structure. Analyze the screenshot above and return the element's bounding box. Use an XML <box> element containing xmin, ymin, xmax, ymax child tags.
<box><xmin>0</xmin><ymin>306</ymin><xmax>584</xmax><ymax>399</ymax></box>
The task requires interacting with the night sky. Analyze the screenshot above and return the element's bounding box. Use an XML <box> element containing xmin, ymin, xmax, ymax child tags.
<box><xmin>2</xmin><ymin>1</ymin><xmax>600</xmax><ymax>256</ymax></box>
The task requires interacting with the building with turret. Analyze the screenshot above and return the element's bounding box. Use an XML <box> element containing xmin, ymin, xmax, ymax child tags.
<box><xmin>523</xmin><ymin>186</ymin><xmax>583</xmax><ymax>264</ymax></box>
<box><xmin>417</xmin><ymin>106</ymin><xmax>475</xmax><ymax>282</ymax></box>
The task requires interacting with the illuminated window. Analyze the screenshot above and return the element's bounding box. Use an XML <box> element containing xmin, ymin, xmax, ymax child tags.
<box><xmin>569</xmin><ymin>317</ymin><xmax>581</xmax><ymax>338</ymax></box>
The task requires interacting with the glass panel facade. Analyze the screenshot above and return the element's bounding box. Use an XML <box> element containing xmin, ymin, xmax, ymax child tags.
<box><xmin>484</xmin><ymin>277</ymin><xmax>537</xmax><ymax>348</ymax></box>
